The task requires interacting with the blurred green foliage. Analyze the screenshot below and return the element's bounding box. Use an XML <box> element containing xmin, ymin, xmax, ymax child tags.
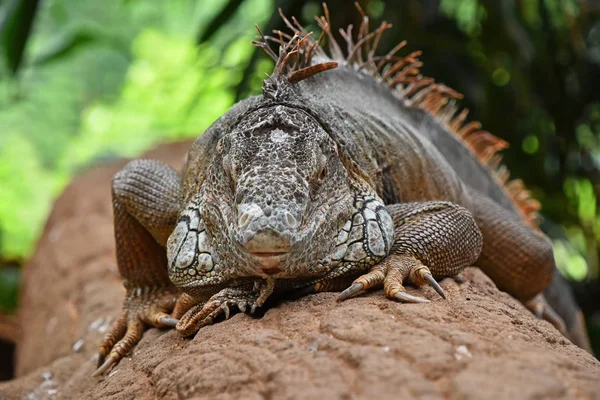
<box><xmin>0</xmin><ymin>267</ymin><xmax>18</xmax><ymax>313</ymax></box>
<box><xmin>0</xmin><ymin>0</ymin><xmax>272</xmax><ymax>313</ymax></box>
<box><xmin>0</xmin><ymin>0</ymin><xmax>598</xmax><ymax>356</ymax></box>
<box><xmin>0</xmin><ymin>0</ymin><xmax>271</xmax><ymax>264</ymax></box>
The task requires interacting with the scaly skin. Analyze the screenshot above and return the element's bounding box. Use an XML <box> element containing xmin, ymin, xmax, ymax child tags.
<box><xmin>94</xmin><ymin>8</ymin><xmax>589</xmax><ymax>376</ymax></box>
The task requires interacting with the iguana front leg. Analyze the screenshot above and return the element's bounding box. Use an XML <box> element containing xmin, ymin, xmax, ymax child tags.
<box><xmin>94</xmin><ymin>160</ymin><xmax>182</xmax><ymax>376</ymax></box>
<box><xmin>163</xmin><ymin>195</ymin><xmax>272</xmax><ymax>337</ymax></box>
<box><xmin>317</xmin><ymin>202</ymin><xmax>483</xmax><ymax>302</ymax></box>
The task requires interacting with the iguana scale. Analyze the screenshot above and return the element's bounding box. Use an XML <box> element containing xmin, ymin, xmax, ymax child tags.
<box><xmin>94</xmin><ymin>6</ymin><xmax>591</xmax><ymax>376</ymax></box>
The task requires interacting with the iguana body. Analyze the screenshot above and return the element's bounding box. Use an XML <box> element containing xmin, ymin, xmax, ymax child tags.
<box><xmin>94</xmin><ymin>7</ymin><xmax>590</xmax><ymax>376</ymax></box>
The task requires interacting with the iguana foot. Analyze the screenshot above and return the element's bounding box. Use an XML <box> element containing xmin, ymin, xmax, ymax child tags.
<box><xmin>94</xmin><ymin>287</ymin><xmax>179</xmax><ymax>377</ymax></box>
<box><xmin>524</xmin><ymin>293</ymin><xmax>567</xmax><ymax>335</ymax></box>
<box><xmin>338</xmin><ymin>254</ymin><xmax>446</xmax><ymax>303</ymax></box>
<box><xmin>174</xmin><ymin>279</ymin><xmax>275</xmax><ymax>337</ymax></box>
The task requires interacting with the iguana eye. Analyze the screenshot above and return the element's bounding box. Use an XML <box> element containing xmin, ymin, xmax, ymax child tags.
<box><xmin>320</xmin><ymin>165</ymin><xmax>328</xmax><ymax>180</ymax></box>
<box><xmin>331</xmin><ymin>144</ymin><xmax>339</xmax><ymax>157</ymax></box>
<box><xmin>309</xmin><ymin>163</ymin><xmax>328</xmax><ymax>198</ymax></box>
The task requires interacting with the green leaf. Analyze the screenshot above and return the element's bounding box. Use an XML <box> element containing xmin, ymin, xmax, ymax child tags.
<box><xmin>0</xmin><ymin>266</ymin><xmax>19</xmax><ymax>312</ymax></box>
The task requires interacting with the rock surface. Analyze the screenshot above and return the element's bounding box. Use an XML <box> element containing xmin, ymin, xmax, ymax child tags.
<box><xmin>0</xmin><ymin>141</ymin><xmax>598</xmax><ymax>400</ymax></box>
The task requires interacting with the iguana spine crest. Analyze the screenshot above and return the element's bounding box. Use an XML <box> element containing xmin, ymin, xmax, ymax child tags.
<box><xmin>253</xmin><ymin>3</ymin><xmax>540</xmax><ymax>227</ymax></box>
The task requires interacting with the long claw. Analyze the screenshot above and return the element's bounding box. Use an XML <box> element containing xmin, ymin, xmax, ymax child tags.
<box><xmin>338</xmin><ymin>283</ymin><xmax>365</xmax><ymax>302</ymax></box>
<box><xmin>238</xmin><ymin>302</ymin><xmax>247</xmax><ymax>313</ymax></box>
<box><xmin>93</xmin><ymin>354</ymin><xmax>119</xmax><ymax>377</ymax></box>
<box><xmin>94</xmin><ymin>288</ymin><xmax>179</xmax><ymax>376</ymax></box>
<box><xmin>423</xmin><ymin>273</ymin><xmax>446</xmax><ymax>299</ymax></box>
<box><xmin>97</xmin><ymin>353</ymin><xmax>106</xmax><ymax>369</ymax></box>
<box><xmin>222</xmin><ymin>303</ymin><xmax>231</xmax><ymax>319</ymax></box>
<box><xmin>158</xmin><ymin>317</ymin><xmax>179</xmax><ymax>327</ymax></box>
<box><xmin>393</xmin><ymin>291</ymin><xmax>430</xmax><ymax>304</ymax></box>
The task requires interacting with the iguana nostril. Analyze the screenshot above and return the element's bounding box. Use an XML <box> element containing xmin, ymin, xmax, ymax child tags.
<box><xmin>238</xmin><ymin>203</ymin><xmax>263</xmax><ymax>229</ymax></box>
<box><xmin>237</xmin><ymin>203</ymin><xmax>300</xmax><ymax>249</ymax></box>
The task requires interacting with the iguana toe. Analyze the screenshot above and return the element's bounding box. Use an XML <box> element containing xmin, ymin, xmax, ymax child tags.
<box><xmin>337</xmin><ymin>254</ymin><xmax>446</xmax><ymax>304</ymax></box>
<box><xmin>158</xmin><ymin>316</ymin><xmax>179</xmax><ymax>327</ymax></box>
<box><xmin>94</xmin><ymin>319</ymin><xmax>144</xmax><ymax>377</ymax></box>
<box><xmin>94</xmin><ymin>352</ymin><xmax>120</xmax><ymax>377</ymax></box>
<box><xmin>391</xmin><ymin>290</ymin><xmax>430</xmax><ymax>303</ymax></box>
<box><xmin>337</xmin><ymin>262</ymin><xmax>387</xmax><ymax>301</ymax></box>
<box><xmin>93</xmin><ymin>287</ymin><xmax>179</xmax><ymax>377</ymax></box>
<box><xmin>175</xmin><ymin>286</ymin><xmax>261</xmax><ymax>337</ymax></box>
<box><xmin>337</xmin><ymin>282</ymin><xmax>366</xmax><ymax>301</ymax></box>
<box><xmin>411</xmin><ymin>267</ymin><xmax>446</xmax><ymax>299</ymax></box>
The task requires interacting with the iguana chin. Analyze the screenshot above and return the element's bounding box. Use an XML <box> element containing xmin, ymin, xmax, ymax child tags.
<box><xmin>94</xmin><ymin>6</ymin><xmax>591</xmax><ymax>376</ymax></box>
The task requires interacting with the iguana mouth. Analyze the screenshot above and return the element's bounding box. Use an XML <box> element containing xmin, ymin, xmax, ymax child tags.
<box><xmin>251</xmin><ymin>252</ymin><xmax>288</xmax><ymax>257</ymax></box>
<box><xmin>249</xmin><ymin>252</ymin><xmax>287</xmax><ymax>275</ymax></box>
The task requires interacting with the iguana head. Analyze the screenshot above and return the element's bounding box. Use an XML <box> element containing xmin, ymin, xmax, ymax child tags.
<box><xmin>225</xmin><ymin>105</ymin><xmax>336</xmax><ymax>263</ymax></box>
<box><xmin>167</xmin><ymin>103</ymin><xmax>394</xmax><ymax>290</ymax></box>
<box><xmin>166</xmin><ymin>13</ymin><xmax>399</xmax><ymax>291</ymax></box>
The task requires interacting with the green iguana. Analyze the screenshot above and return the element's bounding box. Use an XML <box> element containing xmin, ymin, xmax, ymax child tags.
<box><xmin>94</xmin><ymin>5</ymin><xmax>591</xmax><ymax>376</ymax></box>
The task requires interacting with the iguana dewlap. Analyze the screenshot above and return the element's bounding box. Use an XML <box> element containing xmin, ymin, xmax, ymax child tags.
<box><xmin>94</xmin><ymin>6</ymin><xmax>589</xmax><ymax>376</ymax></box>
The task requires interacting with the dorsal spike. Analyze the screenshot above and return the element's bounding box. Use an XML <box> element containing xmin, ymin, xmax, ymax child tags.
<box><xmin>253</xmin><ymin>4</ymin><xmax>540</xmax><ymax>227</ymax></box>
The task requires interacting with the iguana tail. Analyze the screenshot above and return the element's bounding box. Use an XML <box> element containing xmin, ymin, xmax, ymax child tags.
<box><xmin>253</xmin><ymin>4</ymin><xmax>592</xmax><ymax>353</ymax></box>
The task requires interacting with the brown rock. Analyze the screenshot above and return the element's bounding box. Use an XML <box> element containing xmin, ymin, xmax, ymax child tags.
<box><xmin>1</xmin><ymin>141</ymin><xmax>598</xmax><ymax>400</ymax></box>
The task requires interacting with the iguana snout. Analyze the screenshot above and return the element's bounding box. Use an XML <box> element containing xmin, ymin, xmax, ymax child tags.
<box><xmin>237</xmin><ymin>200</ymin><xmax>296</xmax><ymax>273</ymax></box>
<box><xmin>238</xmin><ymin>202</ymin><xmax>295</xmax><ymax>253</ymax></box>
<box><xmin>236</xmin><ymin>182</ymin><xmax>303</xmax><ymax>242</ymax></box>
<box><xmin>234</xmin><ymin>174</ymin><xmax>306</xmax><ymax>274</ymax></box>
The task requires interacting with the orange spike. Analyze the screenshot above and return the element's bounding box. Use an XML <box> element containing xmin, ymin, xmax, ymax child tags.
<box><xmin>403</xmin><ymin>77</ymin><xmax>435</xmax><ymax>97</ymax></box>
<box><xmin>259</xmin><ymin>4</ymin><xmax>542</xmax><ymax>227</ymax></box>
<box><xmin>289</xmin><ymin>62</ymin><xmax>338</xmax><ymax>83</ymax></box>
<box><xmin>376</xmin><ymin>40</ymin><xmax>407</xmax><ymax>71</ymax></box>
<box><xmin>436</xmin><ymin>101</ymin><xmax>457</xmax><ymax>123</ymax></box>
<box><xmin>381</xmin><ymin>51</ymin><xmax>421</xmax><ymax>81</ymax></box>
<box><xmin>450</xmin><ymin>108</ymin><xmax>470</xmax><ymax>132</ymax></box>
<box><xmin>459</xmin><ymin>121</ymin><xmax>482</xmax><ymax>138</ymax></box>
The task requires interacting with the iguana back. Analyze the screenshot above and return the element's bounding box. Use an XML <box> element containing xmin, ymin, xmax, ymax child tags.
<box><xmin>261</xmin><ymin>11</ymin><xmax>535</xmax><ymax>222</ymax></box>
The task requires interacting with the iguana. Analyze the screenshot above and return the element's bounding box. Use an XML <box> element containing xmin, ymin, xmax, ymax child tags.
<box><xmin>94</xmin><ymin>6</ymin><xmax>591</xmax><ymax>376</ymax></box>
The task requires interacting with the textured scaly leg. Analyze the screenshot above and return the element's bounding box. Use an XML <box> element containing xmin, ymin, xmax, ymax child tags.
<box><xmin>94</xmin><ymin>160</ymin><xmax>182</xmax><ymax>376</ymax></box>
<box><xmin>467</xmin><ymin>191</ymin><xmax>566</xmax><ymax>332</ymax></box>
<box><xmin>337</xmin><ymin>201</ymin><xmax>483</xmax><ymax>302</ymax></box>
<box><xmin>469</xmin><ymin>192</ymin><xmax>555</xmax><ymax>301</ymax></box>
<box><xmin>338</xmin><ymin>254</ymin><xmax>446</xmax><ymax>303</ymax></box>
